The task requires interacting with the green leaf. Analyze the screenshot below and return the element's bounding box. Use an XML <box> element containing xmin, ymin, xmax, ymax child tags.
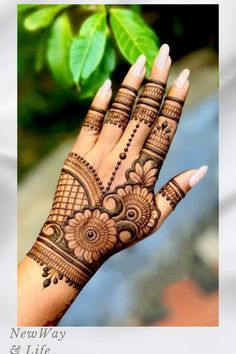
<box><xmin>18</xmin><ymin>5</ymin><xmax>40</xmax><ymax>13</ymax></box>
<box><xmin>24</xmin><ymin>5</ymin><xmax>70</xmax><ymax>31</ymax></box>
<box><xmin>70</xmin><ymin>12</ymin><xmax>107</xmax><ymax>85</ymax></box>
<box><xmin>35</xmin><ymin>29</ymin><xmax>49</xmax><ymax>72</ymax></box>
<box><xmin>129</xmin><ymin>5</ymin><xmax>142</xmax><ymax>13</ymax></box>
<box><xmin>110</xmin><ymin>8</ymin><xmax>159</xmax><ymax>75</ymax></box>
<box><xmin>47</xmin><ymin>14</ymin><xmax>73</xmax><ymax>88</ymax></box>
<box><xmin>80</xmin><ymin>39</ymin><xmax>115</xmax><ymax>99</ymax></box>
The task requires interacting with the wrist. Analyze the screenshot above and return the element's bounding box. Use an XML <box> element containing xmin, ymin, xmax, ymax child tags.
<box><xmin>27</xmin><ymin>216</ymin><xmax>107</xmax><ymax>290</ymax></box>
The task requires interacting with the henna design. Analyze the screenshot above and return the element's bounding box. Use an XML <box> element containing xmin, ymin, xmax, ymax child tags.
<box><xmin>142</xmin><ymin>95</ymin><xmax>184</xmax><ymax>164</ymax></box>
<box><xmin>82</xmin><ymin>106</ymin><xmax>105</xmax><ymax>132</ymax></box>
<box><xmin>131</xmin><ymin>106</ymin><xmax>157</xmax><ymax>127</ymax></box>
<box><xmin>104</xmin><ymin>109</ymin><xmax>130</xmax><ymax>130</ymax></box>
<box><xmin>143</xmin><ymin>120</ymin><xmax>171</xmax><ymax>161</ymax></box>
<box><xmin>160</xmin><ymin>103</ymin><xmax>182</xmax><ymax>122</ymax></box>
<box><xmin>104</xmin><ymin>86</ymin><xmax>136</xmax><ymax>130</ymax></box>
<box><xmin>159</xmin><ymin>178</ymin><xmax>185</xmax><ymax>210</ymax></box>
<box><xmin>165</xmin><ymin>96</ymin><xmax>184</xmax><ymax>106</ymax></box>
<box><xmin>28</xmin><ymin>151</ymin><xmax>161</xmax><ymax>289</ymax></box>
<box><xmin>131</xmin><ymin>80</ymin><xmax>165</xmax><ymax>127</ymax></box>
<box><xmin>139</xmin><ymin>83</ymin><xmax>164</xmax><ymax>108</ymax></box>
<box><xmin>104</xmin><ymin>123</ymin><xmax>140</xmax><ymax>192</ymax></box>
<box><xmin>65</xmin><ymin>209</ymin><xmax>117</xmax><ymax>263</ymax></box>
<box><xmin>159</xmin><ymin>96</ymin><xmax>183</xmax><ymax>122</ymax></box>
<box><xmin>27</xmin><ymin>81</ymin><xmax>172</xmax><ymax>289</ymax></box>
<box><xmin>120</xmin><ymin>84</ymin><xmax>138</xmax><ymax>95</ymax></box>
<box><xmin>104</xmin><ymin>81</ymin><xmax>166</xmax><ymax>191</ymax></box>
<box><xmin>127</xmin><ymin>159</ymin><xmax>158</xmax><ymax>188</ymax></box>
<box><xmin>113</xmin><ymin>90</ymin><xmax>136</xmax><ymax>108</ymax></box>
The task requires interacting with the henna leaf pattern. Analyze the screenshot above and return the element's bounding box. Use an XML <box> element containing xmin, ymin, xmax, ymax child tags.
<box><xmin>128</xmin><ymin>160</ymin><xmax>157</xmax><ymax>187</ymax></box>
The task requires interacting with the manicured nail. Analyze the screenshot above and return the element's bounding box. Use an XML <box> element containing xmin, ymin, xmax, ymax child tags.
<box><xmin>155</xmin><ymin>43</ymin><xmax>170</xmax><ymax>68</ymax></box>
<box><xmin>175</xmin><ymin>69</ymin><xmax>190</xmax><ymax>88</ymax></box>
<box><xmin>131</xmin><ymin>55</ymin><xmax>146</xmax><ymax>76</ymax></box>
<box><xmin>97</xmin><ymin>79</ymin><xmax>112</xmax><ymax>97</ymax></box>
<box><xmin>189</xmin><ymin>165</ymin><xmax>208</xmax><ymax>187</ymax></box>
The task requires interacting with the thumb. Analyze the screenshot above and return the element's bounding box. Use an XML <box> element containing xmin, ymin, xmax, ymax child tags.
<box><xmin>154</xmin><ymin>166</ymin><xmax>208</xmax><ymax>230</ymax></box>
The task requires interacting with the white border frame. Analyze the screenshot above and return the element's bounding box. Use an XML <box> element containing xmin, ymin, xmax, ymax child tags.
<box><xmin>1</xmin><ymin>1</ymin><xmax>236</xmax><ymax>353</ymax></box>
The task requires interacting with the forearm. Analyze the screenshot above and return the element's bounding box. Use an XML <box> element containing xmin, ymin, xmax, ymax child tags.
<box><xmin>18</xmin><ymin>255</ymin><xmax>81</xmax><ymax>326</ymax></box>
<box><xmin>17</xmin><ymin>240</ymin><xmax>98</xmax><ymax>327</ymax></box>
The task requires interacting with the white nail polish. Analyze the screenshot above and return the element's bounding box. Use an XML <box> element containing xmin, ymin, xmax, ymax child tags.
<box><xmin>155</xmin><ymin>43</ymin><xmax>170</xmax><ymax>68</ymax></box>
<box><xmin>175</xmin><ymin>69</ymin><xmax>190</xmax><ymax>88</ymax></box>
<box><xmin>97</xmin><ymin>79</ymin><xmax>112</xmax><ymax>97</ymax></box>
<box><xmin>189</xmin><ymin>165</ymin><xmax>208</xmax><ymax>187</ymax></box>
<box><xmin>131</xmin><ymin>55</ymin><xmax>146</xmax><ymax>76</ymax></box>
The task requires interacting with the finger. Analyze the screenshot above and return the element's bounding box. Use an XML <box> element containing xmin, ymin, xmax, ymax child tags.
<box><xmin>72</xmin><ymin>79</ymin><xmax>112</xmax><ymax>156</ymax></box>
<box><xmin>94</xmin><ymin>55</ymin><xmax>146</xmax><ymax>152</ymax></box>
<box><xmin>116</xmin><ymin>44</ymin><xmax>171</xmax><ymax>159</ymax></box>
<box><xmin>142</xmin><ymin>69</ymin><xmax>190</xmax><ymax>169</ymax></box>
<box><xmin>154</xmin><ymin>166</ymin><xmax>208</xmax><ymax>230</ymax></box>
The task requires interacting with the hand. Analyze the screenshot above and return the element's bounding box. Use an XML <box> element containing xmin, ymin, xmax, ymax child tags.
<box><xmin>27</xmin><ymin>44</ymin><xmax>208</xmax><ymax>291</ymax></box>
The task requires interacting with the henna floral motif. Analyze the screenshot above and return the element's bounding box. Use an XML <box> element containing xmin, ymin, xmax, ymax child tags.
<box><xmin>64</xmin><ymin>209</ymin><xmax>117</xmax><ymax>263</ymax></box>
<box><xmin>116</xmin><ymin>185</ymin><xmax>159</xmax><ymax>238</ymax></box>
<box><xmin>127</xmin><ymin>160</ymin><xmax>158</xmax><ymax>187</ymax></box>
<box><xmin>27</xmin><ymin>151</ymin><xmax>162</xmax><ymax>289</ymax></box>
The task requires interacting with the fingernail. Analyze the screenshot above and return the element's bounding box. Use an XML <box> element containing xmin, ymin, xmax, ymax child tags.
<box><xmin>189</xmin><ymin>165</ymin><xmax>208</xmax><ymax>187</ymax></box>
<box><xmin>97</xmin><ymin>79</ymin><xmax>112</xmax><ymax>97</ymax></box>
<box><xmin>131</xmin><ymin>55</ymin><xmax>146</xmax><ymax>76</ymax></box>
<box><xmin>175</xmin><ymin>69</ymin><xmax>190</xmax><ymax>88</ymax></box>
<box><xmin>155</xmin><ymin>43</ymin><xmax>170</xmax><ymax>68</ymax></box>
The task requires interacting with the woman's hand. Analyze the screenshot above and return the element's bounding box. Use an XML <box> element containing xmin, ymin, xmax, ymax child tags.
<box><xmin>19</xmin><ymin>44</ymin><xmax>208</xmax><ymax>326</ymax></box>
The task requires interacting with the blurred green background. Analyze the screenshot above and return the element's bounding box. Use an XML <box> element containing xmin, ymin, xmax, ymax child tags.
<box><xmin>18</xmin><ymin>4</ymin><xmax>218</xmax><ymax>326</ymax></box>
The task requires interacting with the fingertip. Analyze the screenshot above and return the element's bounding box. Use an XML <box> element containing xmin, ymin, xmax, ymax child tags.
<box><xmin>97</xmin><ymin>79</ymin><xmax>112</xmax><ymax>98</ymax></box>
<box><xmin>141</xmin><ymin>66</ymin><xmax>147</xmax><ymax>78</ymax></box>
<box><xmin>107</xmin><ymin>87</ymin><xmax>112</xmax><ymax>100</ymax></box>
<box><xmin>167</xmin><ymin>56</ymin><xmax>172</xmax><ymax>66</ymax></box>
<box><xmin>188</xmin><ymin>165</ymin><xmax>208</xmax><ymax>188</ymax></box>
<box><xmin>172</xmin><ymin>166</ymin><xmax>208</xmax><ymax>193</ymax></box>
<box><xmin>173</xmin><ymin>169</ymin><xmax>197</xmax><ymax>193</ymax></box>
<box><xmin>174</xmin><ymin>68</ymin><xmax>190</xmax><ymax>89</ymax></box>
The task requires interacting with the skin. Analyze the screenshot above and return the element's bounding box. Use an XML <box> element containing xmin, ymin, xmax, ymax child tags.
<box><xmin>18</xmin><ymin>48</ymin><xmax>196</xmax><ymax>327</ymax></box>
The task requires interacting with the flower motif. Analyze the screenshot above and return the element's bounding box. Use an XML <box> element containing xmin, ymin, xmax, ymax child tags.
<box><xmin>64</xmin><ymin>209</ymin><xmax>117</xmax><ymax>263</ymax></box>
<box><xmin>117</xmin><ymin>185</ymin><xmax>159</xmax><ymax>237</ymax></box>
<box><xmin>128</xmin><ymin>160</ymin><xmax>157</xmax><ymax>187</ymax></box>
